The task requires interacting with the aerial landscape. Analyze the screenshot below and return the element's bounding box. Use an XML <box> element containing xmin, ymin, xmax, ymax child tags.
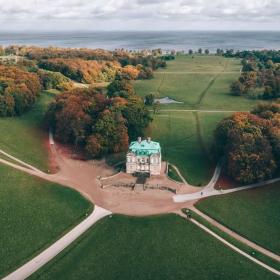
<box><xmin>0</xmin><ymin>1</ymin><xmax>280</xmax><ymax>280</ymax></box>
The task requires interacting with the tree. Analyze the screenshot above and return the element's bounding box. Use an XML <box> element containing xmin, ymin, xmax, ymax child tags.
<box><xmin>145</xmin><ymin>94</ymin><xmax>155</xmax><ymax>105</ymax></box>
<box><xmin>230</xmin><ymin>81</ymin><xmax>245</xmax><ymax>96</ymax></box>
<box><xmin>0</xmin><ymin>46</ymin><xmax>5</xmax><ymax>56</ymax></box>
<box><xmin>107</xmin><ymin>79</ymin><xmax>135</xmax><ymax>98</ymax></box>
<box><xmin>121</xmin><ymin>95</ymin><xmax>152</xmax><ymax>140</ymax></box>
<box><xmin>86</xmin><ymin>134</ymin><xmax>104</xmax><ymax>158</ymax></box>
<box><xmin>213</xmin><ymin>112</ymin><xmax>277</xmax><ymax>184</ymax></box>
<box><xmin>216</xmin><ymin>49</ymin><xmax>224</xmax><ymax>56</ymax></box>
<box><xmin>198</xmin><ymin>48</ymin><xmax>202</xmax><ymax>54</ymax></box>
<box><xmin>205</xmin><ymin>49</ymin><xmax>210</xmax><ymax>55</ymax></box>
<box><xmin>45</xmin><ymin>87</ymin><xmax>151</xmax><ymax>159</ymax></box>
<box><xmin>153</xmin><ymin>101</ymin><xmax>160</xmax><ymax>114</ymax></box>
<box><xmin>0</xmin><ymin>65</ymin><xmax>41</xmax><ymax>117</ymax></box>
<box><xmin>188</xmin><ymin>49</ymin><xmax>193</xmax><ymax>55</ymax></box>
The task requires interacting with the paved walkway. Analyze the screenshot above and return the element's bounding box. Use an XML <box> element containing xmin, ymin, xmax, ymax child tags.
<box><xmin>179</xmin><ymin>212</ymin><xmax>280</xmax><ymax>277</ymax></box>
<box><xmin>0</xmin><ymin>149</ymin><xmax>43</xmax><ymax>173</ymax></box>
<box><xmin>191</xmin><ymin>207</ymin><xmax>280</xmax><ymax>262</ymax></box>
<box><xmin>157</xmin><ymin>71</ymin><xmax>241</xmax><ymax>74</ymax></box>
<box><xmin>157</xmin><ymin>109</ymin><xmax>248</xmax><ymax>113</ymax></box>
<box><xmin>173</xmin><ymin>176</ymin><xmax>280</xmax><ymax>203</ymax></box>
<box><xmin>3</xmin><ymin>206</ymin><xmax>112</xmax><ymax>280</ymax></box>
<box><xmin>169</xmin><ymin>163</ymin><xmax>188</xmax><ymax>184</ymax></box>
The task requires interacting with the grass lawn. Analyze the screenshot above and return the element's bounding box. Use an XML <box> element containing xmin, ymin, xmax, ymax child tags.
<box><xmin>197</xmin><ymin>111</ymin><xmax>232</xmax><ymax>153</ymax></box>
<box><xmin>147</xmin><ymin>111</ymin><xmax>229</xmax><ymax>185</ymax></box>
<box><xmin>0</xmin><ymin>164</ymin><xmax>93</xmax><ymax>278</ymax></box>
<box><xmin>137</xmin><ymin>55</ymin><xmax>270</xmax><ymax>185</ymax></box>
<box><xmin>134</xmin><ymin>55</ymin><xmax>265</xmax><ymax>111</ymax></box>
<box><xmin>195</xmin><ymin>183</ymin><xmax>280</xmax><ymax>254</ymax></box>
<box><xmin>33</xmin><ymin>214</ymin><xmax>278</xmax><ymax>280</ymax></box>
<box><xmin>167</xmin><ymin>164</ymin><xmax>183</xmax><ymax>182</ymax></box>
<box><xmin>0</xmin><ymin>90</ymin><xmax>56</xmax><ymax>172</ymax></box>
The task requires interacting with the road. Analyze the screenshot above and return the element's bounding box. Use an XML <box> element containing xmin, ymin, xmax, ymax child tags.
<box><xmin>173</xmin><ymin>176</ymin><xmax>280</xmax><ymax>203</ymax></box>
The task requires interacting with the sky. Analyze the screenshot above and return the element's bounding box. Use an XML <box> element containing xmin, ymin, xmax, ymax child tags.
<box><xmin>0</xmin><ymin>0</ymin><xmax>280</xmax><ymax>31</ymax></box>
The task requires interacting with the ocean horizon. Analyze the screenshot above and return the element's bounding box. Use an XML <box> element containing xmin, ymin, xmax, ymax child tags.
<box><xmin>0</xmin><ymin>30</ymin><xmax>280</xmax><ymax>51</ymax></box>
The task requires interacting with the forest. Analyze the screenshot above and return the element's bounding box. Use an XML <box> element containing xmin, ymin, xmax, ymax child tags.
<box><xmin>214</xmin><ymin>103</ymin><xmax>280</xmax><ymax>183</ymax></box>
<box><xmin>46</xmin><ymin>76</ymin><xmax>151</xmax><ymax>158</ymax></box>
<box><xmin>0</xmin><ymin>65</ymin><xmax>41</xmax><ymax>116</ymax></box>
<box><xmin>227</xmin><ymin>50</ymin><xmax>280</xmax><ymax>99</ymax></box>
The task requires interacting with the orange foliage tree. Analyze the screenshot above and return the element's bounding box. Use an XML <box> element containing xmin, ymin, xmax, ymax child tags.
<box><xmin>214</xmin><ymin>111</ymin><xmax>278</xmax><ymax>184</ymax></box>
<box><xmin>0</xmin><ymin>65</ymin><xmax>41</xmax><ymax>116</ymax></box>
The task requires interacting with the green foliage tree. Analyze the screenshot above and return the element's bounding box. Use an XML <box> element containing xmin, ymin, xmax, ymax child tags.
<box><xmin>145</xmin><ymin>94</ymin><xmax>155</xmax><ymax>105</ymax></box>
<box><xmin>230</xmin><ymin>81</ymin><xmax>245</xmax><ymax>96</ymax></box>
<box><xmin>107</xmin><ymin>79</ymin><xmax>135</xmax><ymax>98</ymax></box>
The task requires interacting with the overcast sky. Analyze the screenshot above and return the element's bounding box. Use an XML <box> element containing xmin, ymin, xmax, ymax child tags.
<box><xmin>0</xmin><ymin>0</ymin><xmax>280</xmax><ymax>31</ymax></box>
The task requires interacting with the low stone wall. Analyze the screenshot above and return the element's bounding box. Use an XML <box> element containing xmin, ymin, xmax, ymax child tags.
<box><xmin>102</xmin><ymin>182</ymin><xmax>177</xmax><ymax>194</ymax></box>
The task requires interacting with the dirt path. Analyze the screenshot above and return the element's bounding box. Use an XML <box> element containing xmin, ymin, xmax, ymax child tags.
<box><xmin>0</xmin><ymin>143</ymin><xmax>198</xmax><ymax>216</ymax></box>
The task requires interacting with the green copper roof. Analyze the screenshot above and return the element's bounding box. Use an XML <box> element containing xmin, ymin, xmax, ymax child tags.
<box><xmin>129</xmin><ymin>140</ymin><xmax>161</xmax><ymax>156</ymax></box>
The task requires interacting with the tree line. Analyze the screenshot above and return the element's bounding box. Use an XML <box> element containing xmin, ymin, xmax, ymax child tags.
<box><xmin>227</xmin><ymin>50</ymin><xmax>280</xmax><ymax>99</ymax></box>
<box><xmin>0</xmin><ymin>46</ymin><xmax>168</xmax><ymax>117</ymax></box>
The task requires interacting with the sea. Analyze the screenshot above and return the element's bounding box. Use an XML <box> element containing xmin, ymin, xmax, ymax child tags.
<box><xmin>0</xmin><ymin>31</ymin><xmax>280</xmax><ymax>52</ymax></box>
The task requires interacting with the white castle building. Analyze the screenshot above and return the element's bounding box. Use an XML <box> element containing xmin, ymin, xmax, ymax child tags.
<box><xmin>126</xmin><ymin>137</ymin><xmax>161</xmax><ymax>175</ymax></box>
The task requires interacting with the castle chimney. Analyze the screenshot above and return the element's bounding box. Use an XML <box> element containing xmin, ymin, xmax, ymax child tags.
<box><xmin>137</xmin><ymin>137</ymin><xmax>142</xmax><ymax>143</ymax></box>
<box><xmin>147</xmin><ymin>137</ymin><xmax>151</xmax><ymax>143</ymax></box>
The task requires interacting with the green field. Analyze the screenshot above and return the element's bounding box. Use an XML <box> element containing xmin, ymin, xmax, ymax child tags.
<box><xmin>0</xmin><ymin>90</ymin><xmax>56</xmax><ymax>172</ymax></box>
<box><xmin>0</xmin><ymin>164</ymin><xmax>92</xmax><ymax>278</ymax></box>
<box><xmin>146</xmin><ymin>111</ymin><xmax>231</xmax><ymax>185</ymax></box>
<box><xmin>138</xmin><ymin>55</ymin><xmax>268</xmax><ymax>185</ymax></box>
<box><xmin>33</xmin><ymin>214</ymin><xmax>277</xmax><ymax>280</ymax></box>
<box><xmin>196</xmin><ymin>183</ymin><xmax>280</xmax><ymax>254</ymax></box>
<box><xmin>134</xmin><ymin>55</ymin><xmax>263</xmax><ymax>111</ymax></box>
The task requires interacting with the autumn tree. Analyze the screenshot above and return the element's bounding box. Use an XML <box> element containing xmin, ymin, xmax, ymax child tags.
<box><xmin>46</xmin><ymin>86</ymin><xmax>151</xmax><ymax>158</ymax></box>
<box><xmin>0</xmin><ymin>65</ymin><xmax>41</xmax><ymax>116</ymax></box>
<box><xmin>214</xmin><ymin>112</ymin><xmax>277</xmax><ymax>184</ymax></box>
<box><xmin>230</xmin><ymin>81</ymin><xmax>244</xmax><ymax>96</ymax></box>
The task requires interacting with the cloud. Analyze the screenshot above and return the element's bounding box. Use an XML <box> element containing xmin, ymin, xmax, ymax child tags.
<box><xmin>0</xmin><ymin>0</ymin><xmax>279</xmax><ymax>30</ymax></box>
